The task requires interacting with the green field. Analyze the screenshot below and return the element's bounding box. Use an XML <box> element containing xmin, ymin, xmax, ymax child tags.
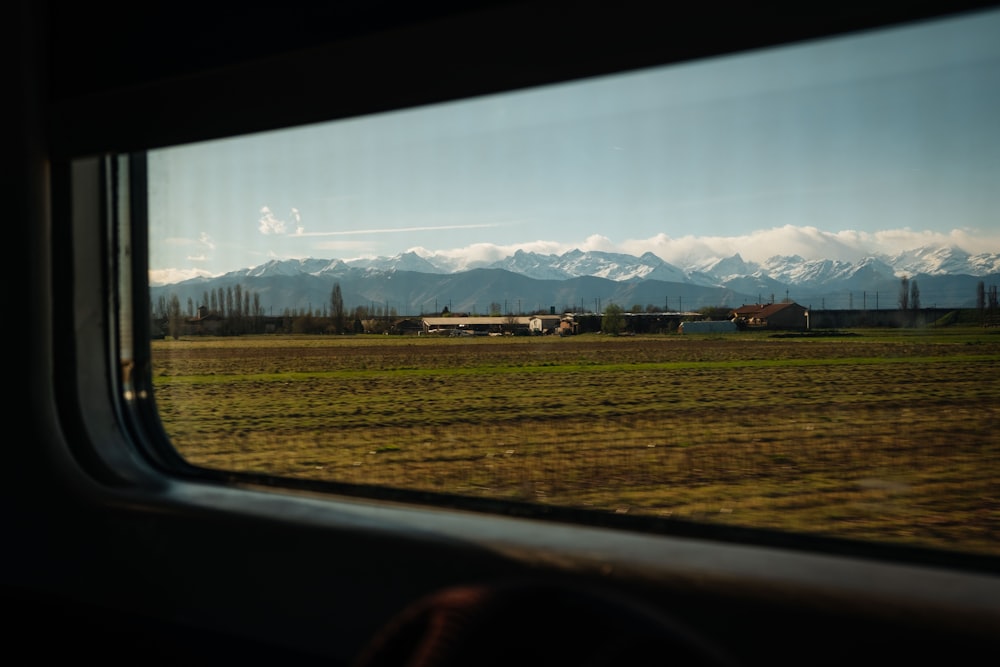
<box><xmin>152</xmin><ymin>327</ymin><xmax>1000</xmax><ymax>556</ymax></box>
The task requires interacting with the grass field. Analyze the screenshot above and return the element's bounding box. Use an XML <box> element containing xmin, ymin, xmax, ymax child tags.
<box><xmin>151</xmin><ymin>327</ymin><xmax>1000</xmax><ymax>556</ymax></box>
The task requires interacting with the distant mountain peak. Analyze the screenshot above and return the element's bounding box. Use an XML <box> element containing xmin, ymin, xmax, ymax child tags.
<box><xmin>154</xmin><ymin>242</ymin><xmax>1000</xmax><ymax>314</ymax></box>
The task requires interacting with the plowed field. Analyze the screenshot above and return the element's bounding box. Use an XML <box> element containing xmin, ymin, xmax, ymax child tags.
<box><xmin>152</xmin><ymin>329</ymin><xmax>1000</xmax><ymax>556</ymax></box>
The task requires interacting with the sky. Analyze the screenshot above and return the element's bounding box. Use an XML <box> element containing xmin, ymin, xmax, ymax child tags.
<box><xmin>148</xmin><ymin>8</ymin><xmax>1000</xmax><ymax>286</ymax></box>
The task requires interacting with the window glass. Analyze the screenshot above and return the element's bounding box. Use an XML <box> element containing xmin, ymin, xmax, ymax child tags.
<box><xmin>147</xmin><ymin>9</ymin><xmax>1000</xmax><ymax>557</ymax></box>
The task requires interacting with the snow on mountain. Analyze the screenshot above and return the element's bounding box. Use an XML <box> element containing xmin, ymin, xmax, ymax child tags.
<box><xmin>694</xmin><ymin>253</ymin><xmax>758</xmax><ymax>279</ymax></box>
<box><xmin>171</xmin><ymin>243</ymin><xmax>1000</xmax><ymax>293</ymax></box>
<box><xmin>636</xmin><ymin>252</ymin><xmax>691</xmax><ymax>283</ymax></box>
<box><xmin>488</xmin><ymin>250</ymin><xmax>575</xmax><ymax>280</ymax></box>
<box><xmin>969</xmin><ymin>252</ymin><xmax>1000</xmax><ymax>275</ymax></box>
<box><xmin>238</xmin><ymin>258</ymin><xmax>344</xmax><ymax>278</ymax></box>
<box><xmin>759</xmin><ymin>255</ymin><xmax>896</xmax><ymax>286</ymax></box>
<box><xmin>889</xmin><ymin>245</ymin><xmax>974</xmax><ymax>277</ymax></box>
<box><xmin>528</xmin><ymin>249</ymin><xmax>685</xmax><ymax>282</ymax></box>
<box><xmin>686</xmin><ymin>253</ymin><xmax>763</xmax><ymax>286</ymax></box>
<box><xmin>344</xmin><ymin>251</ymin><xmax>446</xmax><ymax>274</ymax></box>
<box><xmin>155</xmin><ymin>243</ymin><xmax>1000</xmax><ymax>314</ymax></box>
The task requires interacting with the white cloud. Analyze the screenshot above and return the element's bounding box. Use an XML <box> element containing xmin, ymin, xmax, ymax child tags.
<box><xmin>409</xmin><ymin>225</ymin><xmax>1000</xmax><ymax>270</ymax></box>
<box><xmin>157</xmin><ymin>224</ymin><xmax>1000</xmax><ymax>278</ymax></box>
<box><xmin>415</xmin><ymin>239</ymin><xmax>577</xmax><ymax>269</ymax></box>
<box><xmin>619</xmin><ymin>226</ymin><xmax>1000</xmax><ymax>265</ymax></box>
<box><xmin>259</xmin><ymin>206</ymin><xmax>287</xmax><ymax>235</ymax></box>
<box><xmin>578</xmin><ymin>234</ymin><xmax>617</xmax><ymax>252</ymax></box>
<box><xmin>432</xmin><ymin>242</ymin><xmax>522</xmax><ymax>267</ymax></box>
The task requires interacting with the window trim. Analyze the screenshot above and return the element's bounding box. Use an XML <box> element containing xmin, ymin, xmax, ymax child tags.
<box><xmin>50</xmin><ymin>1</ymin><xmax>1000</xmax><ymax>574</ymax></box>
<box><xmin>32</xmin><ymin>3</ymin><xmax>1000</xmax><ymax>660</ymax></box>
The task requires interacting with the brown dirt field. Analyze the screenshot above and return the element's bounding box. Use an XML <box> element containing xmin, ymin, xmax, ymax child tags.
<box><xmin>152</xmin><ymin>332</ymin><xmax>1000</xmax><ymax>556</ymax></box>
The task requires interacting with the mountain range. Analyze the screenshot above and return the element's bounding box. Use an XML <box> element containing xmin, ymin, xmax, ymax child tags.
<box><xmin>151</xmin><ymin>244</ymin><xmax>1000</xmax><ymax>316</ymax></box>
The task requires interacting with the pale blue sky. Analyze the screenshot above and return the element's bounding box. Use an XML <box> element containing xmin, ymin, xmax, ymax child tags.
<box><xmin>149</xmin><ymin>8</ymin><xmax>1000</xmax><ymax>285</ymax></box>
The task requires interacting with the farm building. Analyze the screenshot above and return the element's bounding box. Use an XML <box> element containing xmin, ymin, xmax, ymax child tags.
<box><xmin>528</xmin><ymin>315</ymin><xmax>561</xmax><ymax>335</ymax></box>
<box><xmin>421</xmin><ymin>316</ymin><xmax>530</xmax><ymax>336</ymax></box>
<box><xmin>419</xmin><ymin>315</ymin><xmax>576</xmax><ymax>336</ymax></box>
<box><xmin>730</xmin><ymin>302</ymin><xmax>809</xmax><ymax>330</ymax></box>
<box><xmin>392</xmin><ymin>318</ymin><xmax>425</xmax><ymax>335</ymax></box>
<box><xmin>181</xmin><ymin>307</ymin><xmax>226</xmax><ymax>335</ymax></box>
<box><xmin>678</xmin><ymin>320</ymin><xmax>738</xmax><ymax>334</ymax></box>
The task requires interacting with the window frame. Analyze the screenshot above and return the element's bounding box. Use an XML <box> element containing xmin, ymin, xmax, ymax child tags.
<box><xmin>36</xmin><ymin>1</ymin><xmax>1000</xmax><ymax>661</ymax></box>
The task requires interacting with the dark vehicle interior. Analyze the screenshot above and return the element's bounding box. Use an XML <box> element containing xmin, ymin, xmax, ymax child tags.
<box><xmin>8</xmin><ymin>1</ymin><xmax>1000</xmax><ymax>664</ymax></box>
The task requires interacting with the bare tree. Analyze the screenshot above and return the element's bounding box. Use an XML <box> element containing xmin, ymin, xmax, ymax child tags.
<box><xmin>330</xmin><ymin>282</ymin><xmax>345</xmax><ymax>334</ymax></box>
<box><xmin>234</xmin><ymin>284</ymin><xmax>243</xmax><ymax>319</ymax></box>
<box><xmin>504</xmin><ymin>312</ymin><xmax>519</xmax><ymax>335</ymax></box>
<box><xmin>155</xmin><ymin>294</ymin><xmax>168</xmax><ymax>320</ymax></box>
<box><xmin>167</xmin><ymin>293</ymin><xmax>183</xmax><ymax>339</ymax></box>
<box><xmin>898</xmin><ymin>276</ymin><xmax>910</xmax><ymax>311</ymax></box>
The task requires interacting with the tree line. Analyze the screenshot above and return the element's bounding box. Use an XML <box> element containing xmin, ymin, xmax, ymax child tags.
<box><xmin>152</xmin><ymin>282</ymin><xmax>403</xmax><ymax>338</ymax></box>
<box><xmin>154</xmin><ymin>278</ymin><xmax>1000</xmax><ymax>338</ymax></box>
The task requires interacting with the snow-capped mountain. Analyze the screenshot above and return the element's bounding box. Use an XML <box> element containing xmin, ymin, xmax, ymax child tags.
<box><xmin>339</xmin><ymin>251</ymin><xmax>446</xmax><ymax>274</ymax></box>
<box><xmin>336</xmin><ymin>244</ymin><xmax>997</xmax><ymax>284</ymax></box>
<box><xmin>487</xmin><ymin>249</ymin><xmax>690</xmax><ymax>282</ymax></box>
<box><xmin>242</xmin><ymin>258</ymin><xmax>347</xmax><ymax>278</ymax></box>
<box><xmin>153</xmin><ymin>243</ymin><xmax>1000</xmax><ymax>315</ymax></box>
<box><xmin>758</xmin><ymin>256</ymin><xmax>896</xmax><ymax>288</ymax></box>
<box><xmin>889</xmin><ymin>245</ymin><xmax>1000</xmax><ymax>277</ymax></box>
